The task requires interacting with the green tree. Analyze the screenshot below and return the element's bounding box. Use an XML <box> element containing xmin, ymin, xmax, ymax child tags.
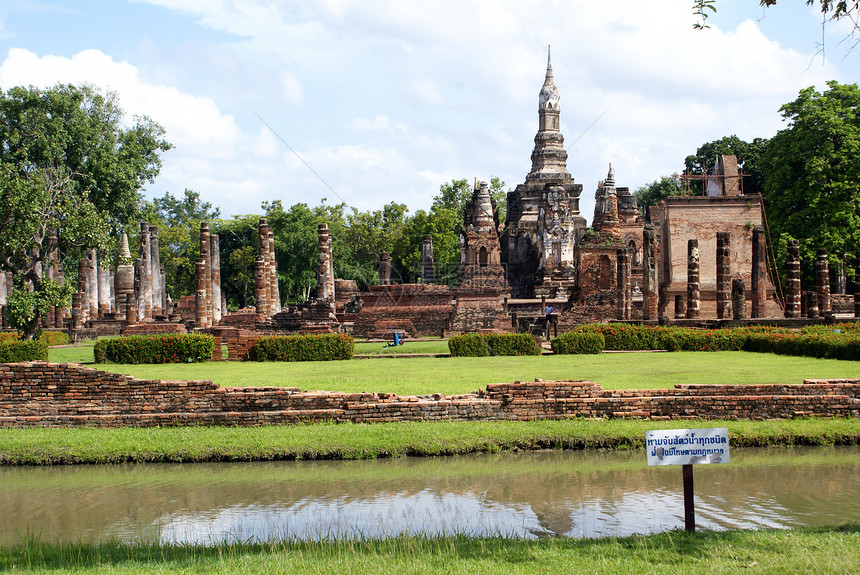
<box><xmin>694</xmin><ymin>0</ymin><xmax>859</xmax><ymax>35</ymax></box>
<box><xmin>213</xmin><ymin>214</ymin><xmax>259</xmax><ymax>309</ymax></box>
<box><xmin>761</xmin><ymin>81</ymin><xmax>860</xmax><ymax>283</ymax></box>
<box><xmin>634</xmin><ymin>175</ymin><xmax>683</xmax><ymax>213</ymax></box>
<box><xmin>0</xmin><ymin>84</ymin><xmax>170</xmax><ymax>338</ymax></box>
<box><xmin>141</xmin><ymin>189</ymin><xmax>221</xmax><ymax>300</ymax></box>
<box><xmin>684</xmin><ymin>136</ymin><xmax>769</xmax><ymax>196</ymax></box>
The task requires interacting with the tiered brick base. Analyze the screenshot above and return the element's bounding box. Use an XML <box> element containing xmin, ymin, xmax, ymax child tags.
<box><xmin>1</xmin><ymin>363</ymin><xmax>857</xmax><ymax>427</ymax></box>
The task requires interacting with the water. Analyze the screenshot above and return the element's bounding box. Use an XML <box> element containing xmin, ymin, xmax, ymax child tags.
<box><xmin>1</xmin><ymin>446</ymin><xmax>857</xmax><ymax>546</ymax></box>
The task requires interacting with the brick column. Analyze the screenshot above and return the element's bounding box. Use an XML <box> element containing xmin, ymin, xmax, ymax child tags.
<box><xmin>422</xmin><ymin>234</ymin><xmax>435</xmax><ymax>284</ymax></box>
<box><xmin>316</xmin><ymin>223</ymin><xmax>335</xmax><ymax>301</ymax></box>
<box><xmin>210</xmin><ymin>234</ymin><xmax>222</xmax><ymax>324</ymax></box>
<box><xmin>150</xmin><ymin>226</ymin><xmax>162</xmax><ymax>316</ymax></box>
<box><xmin>140</xmin><ymin>222</ymin><xmax>152</xmax><ymax>320</ymax></box>
<box><xmin>76</xmin><ymin>256</ymin><xmax>88</xmax><ymax>324</ymax></box>
<box><xmin>195</xmin><ymin>222</ymin><xmax>212</xmax><ymax>328</ymax></box>
<box><xmin>255</xmin><ymin>218</ymin><xmax>270</xmax><ymax>317</ymax></box>
<box><xmin>267</xmin><ymin>229</ymin><xmax>281</xmax><ymax>313</ymax></box>
<box><xmin>125</xmin><ymin>293</ymin><xmax>137</xmax><ymax>324</ymax></box>
<box><xmin>674</xmin><ymin>295</ymin><xmax>686</xmax><ymax>319</ymax></box>
<box><xmin>686</xmin><ymin>239</ymin><xmax>700</xmax><ymax>319</ymax></box>
<box><xmin>732</xmin><ymin>278</ymin><xmax>746</xmax><ymax>320</ymax></box>
<box><xmin>751</xmin><ymin>225</ymin><xmax>766</xmax><ymax>318</ymax></box>
<box><xmin>97</xmin><ymin>262</ymin><xmax>110</xmax><ymax>319</ymax></box>
<box><xmin>642</xmin><ymin>225</ymin><xmax>658</xmax><ymax>321</ymax></box>
<box><xmin>785</xmin><ymin>240</ymin><xmax>801</xmax><ymax>318</ymax></box>
<box><xmin>616</xmin><ymin>248</ymin><xmax>630</xmax><ymax>320</ymax></box>
<box><xmin>379</xmin><ymin>252</ymin><xmax>391</xmax><ymax>285</ymax></box>
<box><xmin>815</xmin><ymin>249</ymin><xmax>831</xmax><ymax>317</ymax></box>
<box><xmin>716</xmin><ymin>232</ymin><xmax>732</xmax><ymax>319</ymax></box>
<box><xmin>854</xmin><ymin>251</ymin><xmax>860</xmax><ymax>318</ymax></box>
<box><xmin>806</xmin><ymin>290</ymin><xmax>819</xmax><ymax>319</ymax></box>
<box><xmin>86</xmin><ymin>249</ymin><xmax>98</xmax><ymax>320</ymax></box>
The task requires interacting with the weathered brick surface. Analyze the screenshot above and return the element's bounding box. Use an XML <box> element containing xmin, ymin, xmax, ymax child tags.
<box><xmin>0</xmin><ymin>363</ymin><xmax>856</xmax><ymax>427</ymax></box>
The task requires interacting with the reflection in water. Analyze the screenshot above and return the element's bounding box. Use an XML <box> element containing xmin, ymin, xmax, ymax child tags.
<box><xmin>1</xmin><ymin>446</ymin><xmax>857</xmax><ymax>546</ymax></box>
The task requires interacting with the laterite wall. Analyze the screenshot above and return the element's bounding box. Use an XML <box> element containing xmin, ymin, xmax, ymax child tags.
<box><xmin>0</xmin><ymin>362</ymin><xmax>857</xmax><ymax>428</ymax></box>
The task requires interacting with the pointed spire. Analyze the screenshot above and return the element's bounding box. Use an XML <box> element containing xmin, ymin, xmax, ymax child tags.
<box><xmin>546</xmin><ymin>45</ymin><xmax>553</xmax><ymax>80</ymax></box>
<box><xmin>539</xmin><ymin>45</ymin><xmax>560</xmax><ymax>111</ymax></box>
<box><xmin>606</xmin><ymin>163</ymin><xmax>616</xmax><ymax>188</ymax></box>
<box><xmin>120</xmin><ymin>233</ymin><xmax>131</xmax><ymax>259</ymax></box>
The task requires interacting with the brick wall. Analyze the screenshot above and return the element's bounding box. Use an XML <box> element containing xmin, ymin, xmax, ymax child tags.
<box><xmin>0</xmin><ymin>362</ymin><xmax>856</xmax><ymax>427</ymax></box>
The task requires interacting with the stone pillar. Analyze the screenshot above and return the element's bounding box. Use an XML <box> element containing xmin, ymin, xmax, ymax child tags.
<box><xmin>616</xmin><ymin>248</ymin><xmax>631</xmax><ymax>320</ymax></box>
<box><xmin>732</xmin><ymin>279</ymin><xmax>746</xmax><ymax>320</ymax></box>
<box><xmin>837</xmin><ymin>258</ymin><xmax>847</xmax><ymax>295</ymax></box>
<box><xmin>421</xmin><ymin>234</ymin><xmax>435</xmax><ymax>284</ymax></box>
<box><xmin>115</xmin><ymin>233</ymin><xmax>135</xmax><ymax>321</ymax></box>
<box><xmin>686</xmin><ymin>239</ymin><xmax>700</xmax><ymax>319</ymax></box>
<box><xmin>642</xmin><ymin>225</ymin><xmax>658</xmax><ymax>321</ymax></box>
<box><xmin>267</xmin><ymin>230</ymin><xmax>281</xmax><ymax>313</ymax></box>
<box><xmin>195</xmin><ymin>222</ymin><xmax>212</xmax><ymax>328</ymax></box>
<box><xmin>316</xmin><ymin>223</ymin><xmax>335</xmax><ymax>301</ymax></box>
<box><xmin>125</xmin><ymin>293</ymin><xmax>137</xmax><ymax>324</ymax></box>
<box><xmin>806</xmin><ymin>290</ymin><xmax>819</xmax><ymax>319</ymax></box>
<box><xmin>379</xmin><ymin>252</ymin><xmax>392</xmax><ymax>286</ymax></box>
<box><xmin>854</xmin><ymin>251</ymin><xmax>860</xmax><ymax>318</ymax></box>
<box><xmin>140</xmin><ymin>222</ymin><xmax>152</xmax><ymax>319</ymax></box>
<box><xmin>785</xmin><ymin>240</ymin><xmax>801</xmax><ymax>318</ymax></box>
<box><xmin>674</xmin><ymin>295</ymin><xmax>686</xmax><ymax>319</ymax></box>
<box><xmin>210</xmin><ymin>234</ymin><xmax>222</xmax><ymax>324</ymax></box>
<box><xmin>255</xmin><ymin>218</ymin><xmax>270</xmax><ymax>317</ymax></box>
<box><xmin>149</xmin><ymin>226</ymin><xmax>162</xmax><ymax>316</ymax></box>
<box><xmin>716</xmin><ymin>232</ymin><xmax>732</xmax><ymax>319</ymax></box>
<box><xmin>97</xmin><ymin>262</ymin><xmax>110</xmax><ymax>318</ymax></box>
<box><xmin>71</xmin><ymin>293</ymin><xmax>84</xmax><ymax>330</ymax></box>
<box><xmin>85</xmin><ymin>249</ymin><xmax>99</xmax><ymax>320</ymax></box>
<box><xmin>134</xmin><ymin>256</ymin><xmax>145</xmax><ymax>320</ymax></box>
<box><xmin>751</xmin><ymin>225</ymin><xmax>767</xmax><ymax>318</ymax></box>
<box><xmin>815</xmin><ymin>249</ymin><xmax>831</xmax><ymax>317</ymax></box>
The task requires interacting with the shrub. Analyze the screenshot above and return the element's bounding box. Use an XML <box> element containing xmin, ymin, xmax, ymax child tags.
<box><xmin>551</xmin><ymin>332</ymin><xmax>605</xmax><ymax>354</ymax></box>
<box><xmin>94</xmin><ymin>334</ymin><xmax>215</xmax><ymax>364</ymax></box>
<box><xmin>743</xmin><ymin>330</ymin><xmax>860</xmax><ymax>361</ymax></box>
<box><xmin>570</xmin><ymin>323</ymin><xmax>670</xmax><ymax>350</ymax></box>
<box><xmin>0</xmin><ymin>331</ymin><xmax>69</xmax><ymax>345</ymax></box>
<box><xmin>662</xmin><ymin>329</ymin><xmax>749</xmax><ymax>352</ymax></box>
<box><xmin>0</xmin><ymin>340</ymin><xmax>48</xmax><ymax>362</ymax></box>
<box><xmin>448</xmin><ymin>334</ymin><xmax>489</xmax><ymax>357</ymax></box>
<box><xmin>449</xmin><ymin>333</ymin><xmax>540</xmax><ymax>357</ymax></box>
<box><xmin>251</xmin><ymin>333</ymin><xmax>354</xmax><ymax>362</ymax></box>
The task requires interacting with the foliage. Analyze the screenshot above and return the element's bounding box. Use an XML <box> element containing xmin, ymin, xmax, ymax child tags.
<box><xmin>761</xmin><ymin>81</ymin><xmax>860</xmax><ymax>285</ymax></box>
<box><xmin>0</xmin><ymin>84</ymin><xmax>170</xmax><ymax>339</ymax></box>
<box><xmin>744</xmin><ymin>325</ymin><xmax>860</xmax><ymax>361</ymax></box>
<box><xmin>94</xmin><ymin>334</ymin><xmax>214</xmax><ymax>364</ymax></box>
<box><xmin>684</xmin><ymin>135</ymin><xmax>769</xmax><ymax>196</ymax></box>
<box><xmin>634</xmin><ymin>175</ymin><xmax>683</xmax><ymax>212</ymax></box>
<box><xmin>0</xmin><ymin>340</ymin><xmax>48</xmax><ymax>362</ymax></box>
<box><xmin>213</xmin><ymin>214</ymin><xmax>261</xmax><ymax>309</ymax></box>
<box><xmin>693</xmin><ymin>1</ymin><xmax>859</xmax><ymax>37</ymax></box>
<box><xmin>570</xmin><ymin>324</ymin><xmax>671</xmax><ymax>350</ymax></box>
<box><xmin>550</xmin><ymin>332</ymin><xmax>605</xmax><ymax>354</ymax></box>
<box><xmin>0</xmin><ymin>330</ymin><xmax>68</xmax><ymax>345</ymax></box>
<box><xmin>449</xmin><ymin>333</ymin><xmax>541</xmax><ymax>357</ymax></box>
<box><xmin>251</xmin><ymin>333</ymin><xmax>354</xmax><ymax>362</ymax></box>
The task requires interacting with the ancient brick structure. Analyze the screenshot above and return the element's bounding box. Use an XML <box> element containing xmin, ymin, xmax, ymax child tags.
<box><xmin>751</xmin><ymin>225</ymin><xmax>767</xmax><ymax>318</ymax></box>
<box><xmin>616</xmin><ymin>248</ymin><xmax>631</xmax><ymax>320</ymax></box>
<box><xmin>502</xmin><ymin>48</ymin><xmax>587</xmax><ymax>299</ymax></box>
<box><xmin>253</xmin><ymin>218</ymin><xmax>280</xmax><ymax>319</ymax></box>
<box><xmin>716</xmin><ymin>232</ymin><xmax>732</xmax><ymax>319</ymax></box>
<box><xmin>379</xmin><ymin>252</ymin><xmax>392</xmax><ymax>285</ymax></box>
<box><xmin>195</xmin><ymin>222</ymin><xmax>213</xmax><ymax>329</ymax></box>
<box><xmin>785</xmin><ymin>240</ymin><xmax>802</xmax><ymax>318</ymax></box>
<box><xmin>210</xmin><ymin>234</ymin><xmax>223</xmax><ymax>324</ymax></box>
<box><xmin>816</xmin><ymin>249</ymin><xmax>831</xmax><ymax>317</ymax></box>
<box><xmin>806</xmin><ymin>290</ymin><xmax>819</xmax><ymax>319</ymax></box>
<box><xmin>347</xmin><ymin>284</ymin><xmax>455</xmax><ymax>338</ymax></box>
<box><xmin>2</xmin><ymin>362</ymin><xmax>856</xmax><ymax>428</ymax></box>
<box><xmin>642</xmin><ymin>225</ymin><xmax>658</xmax><ymax>320</ymax></box>
<box><xmin>149</xmin><ymin>226</ymin><xmax>163</xmax><ymax>316</ymax></box>
<box><xmin>421</xmin><ymin>235</ymin><xmax>435</xmax><ymax>285</ymax></box>
<box><xmin>732</xmin><ymin>278</ymin><xmax>746</xmax><ymax>320</ymax></box>
<box><xmin>316</xmin><ymin>223</ymin><xmax>335</xmax><ymax>301</ymax></box>
<box><xmin>686</xmin><ymin>239</ymin><xmax>700</xmax><ymax>319</ymax></box>
<box><xmin>0</xmin><ymin>271</ymin><xmax>9</xmax><ymax>328</ymax></box>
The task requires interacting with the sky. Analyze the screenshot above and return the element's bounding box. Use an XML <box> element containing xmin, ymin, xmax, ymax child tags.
<box><xmin>0</xmin><ymin>1</ymin><xmax>856</xmax><ymax>224</ymax></box>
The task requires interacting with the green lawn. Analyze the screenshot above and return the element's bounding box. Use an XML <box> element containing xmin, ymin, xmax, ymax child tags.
<box><xmin>353</xmin><ymin>339</ymin><xmax>450</xmax><ymax>355</ymax></box>
<box><xmin>49</xmin><ymin>345</ymin><xmax>860</xmax><ymax>395</ymax></box>
<box><xmin>2</xmin><ymin>526</ymin><xmax>858</xmax><ymax>574</ymax></box>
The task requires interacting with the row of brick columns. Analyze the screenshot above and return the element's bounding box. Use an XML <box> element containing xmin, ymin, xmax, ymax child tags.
<box><xmin>621</xmin><ymin>225</ymin><xmax>855</xmax><ymax>322</ymax></box>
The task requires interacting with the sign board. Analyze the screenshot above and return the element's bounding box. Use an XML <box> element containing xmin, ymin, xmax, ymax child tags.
<box><xmin>646</xmin><ymin>428</ymin><xmax>729</xmax><ymax>467</ymax></box>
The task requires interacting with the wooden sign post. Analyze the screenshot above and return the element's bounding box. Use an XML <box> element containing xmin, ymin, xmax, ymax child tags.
<box><xmin>646</xmin><ymin>428</ymin><xmax>730</xmax><ymax>532</ymax></box>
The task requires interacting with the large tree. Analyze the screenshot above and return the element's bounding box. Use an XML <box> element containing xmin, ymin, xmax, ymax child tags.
<box><xmin>684</xmin><ymin>135</ymin><xmax>769</xmax><ymax>196</ymax></box>
<box><xmin>0</xmin><ymin>84</ymin><xmax>171</xmax><ymax>338</ymax></box>
<box><xmin>761</xmin><ymin>80</ymin><xmax>860</xmax><ymax>281</ymax></box>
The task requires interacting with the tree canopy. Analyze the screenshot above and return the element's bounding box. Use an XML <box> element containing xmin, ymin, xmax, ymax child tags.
<box><xmin>0</xmin><ymin>84</ymin><xmax>171</xmax><ymax>338</ymax></box>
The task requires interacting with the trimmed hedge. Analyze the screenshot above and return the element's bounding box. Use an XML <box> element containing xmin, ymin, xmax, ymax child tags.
<box><xmin>551</xmin><ymin>332</ymin><xmax>605</xmax><ymax>354</ymax></box>
<box><xmin>0</xmin><ymin>331</ymin><xmax>69</xmax><ymax>346</ymax></box>
<box><xmin>744</xmin><ymin>329</ymin><xmax>860</xmax><ymax>361</ymax></box>
<box><xmin>0</xmin><ymin>340</ymin><xmax>48</xmax><ymax>362</ymax></box>
<box><xmin>251</xmin><ymin>334</ymin><xmax>354</xmax><ymax>362</ymax></box>
<box><xmin>569</xmin><ymin>324</ymin><xmax>670</xmax><ymax>350</ymax></box>
<box><xmin>449</xmin><ymin>333</ymin><xmax>541</xmax><ymax>357</ymax></box>
<box><xmin>94</xmin><ymin>334</ymin><xmax>215</xmax><ymax>364</ymax></box>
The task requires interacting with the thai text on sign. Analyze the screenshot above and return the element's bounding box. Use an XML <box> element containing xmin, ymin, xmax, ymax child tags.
<box><xmin>646</xmin><ymin>428</ymin><xmax>730</xmax><ymax>466</ymax></box>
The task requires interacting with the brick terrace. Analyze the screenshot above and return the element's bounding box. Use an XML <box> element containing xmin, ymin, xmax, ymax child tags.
<box><xmin>0</xmin><ymin>362</ymin><xmax>857</xmax><ymax>427</ymax></box>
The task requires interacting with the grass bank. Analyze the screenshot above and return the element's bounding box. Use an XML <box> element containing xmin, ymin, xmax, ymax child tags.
<box><xmin>47</xmin><ymin>347</ymin><xmax>860</xmax><ymax>394</ymax></box>
<box><xmin>2</xmin><ymin>525</ymin><xmax>857</xmax><ymax>574</ymax></box>
<box><xmin>2</xmin><ymin>418</ymin><xmax>857</xmax><ymax>465</ymax></box>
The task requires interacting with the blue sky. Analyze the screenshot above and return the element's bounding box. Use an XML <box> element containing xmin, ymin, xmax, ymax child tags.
<box><xmin>0</xmin><ymin>1</ymin><xmax>856</xmax><ymax>222</ymax></box>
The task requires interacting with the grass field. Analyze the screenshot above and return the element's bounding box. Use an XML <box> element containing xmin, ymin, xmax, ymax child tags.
<box><xmin>2</xmin><ymin>525</ymin><xmax>858</xmax><ymax>574</ymax></box>
<box><xmin>49</xmin><ymin>345</ymin><xmax>860</xmax><ymax>395</ymax></box>
<box><xmin>2</xmin><ymin>418</ymin><xmax>857</xmax><ymax>465</ymax></box>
